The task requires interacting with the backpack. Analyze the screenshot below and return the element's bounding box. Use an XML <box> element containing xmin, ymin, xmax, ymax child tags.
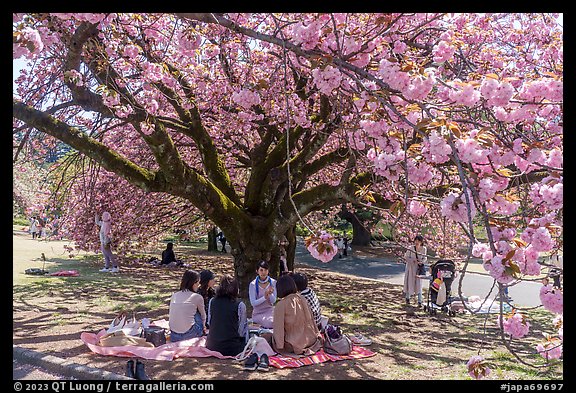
<box><xmin>323</xmin><ymin>324</ymin><xmax>352</xmax><ymax>355</ymax></box>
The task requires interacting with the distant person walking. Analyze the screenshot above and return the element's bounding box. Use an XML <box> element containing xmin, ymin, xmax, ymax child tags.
<box><xmin>403</xmin><ymin>235</ymin><xmax>427</xmax><ymax>307</ymax></box>
<box><xmin>30</xmin><ymin>216</ymin><xmax>40</xmax><ymax>239</ymax></box>
<box><xmin>95</xmin><ymin>211</ymin><xmax>119</xmax><ymax>273</ymax></box>
<box><xmin>217</xmin><ymin>230</ymin><xmax>227</xmax><ymax>253</ymax></box>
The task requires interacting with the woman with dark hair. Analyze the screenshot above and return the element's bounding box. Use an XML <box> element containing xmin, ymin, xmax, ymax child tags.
<box><xmin>205</xmin><ymin>275</ymin><xmax>248</xmax><ymax>356</ymax></box>
<box><xmin>161</xmin><ymin>242</ymin><xmax>183</xmax><ymax>266</ymax></box>
<box><xmin>248</xmin><ymin>260</ymin><xmax>277</xmax><ymax>329</ymax></box>
<box><xmin>198</xmin><ymin>270</ymin><xmax>216</xmax><ymax>318</ymax></box>
<box><xmin>169</xmin><ymin>270</ymin><xmax>207</xmax><ymax>342</ymax></box>
<box><xmin>403</xmin><ymin>235</ymin><xmax>428</xmax><ymax>307</ymax></box>
<box><xmin>272</xmin><ymin>274</ymin><xmax>322</xmax><ymax>356</ymax></box>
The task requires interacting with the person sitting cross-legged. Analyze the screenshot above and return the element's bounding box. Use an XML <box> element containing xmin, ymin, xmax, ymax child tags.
<box><xmin>205</xmin><ymin>275</ymin><xmax>249</xmax><ymax>356</ymax></box>
<box><xmin>169</xmin><ymin>270</ymin><xmax>207</xmax><ymax>342</ymax></box>
<box><xmin>271</xmin><ymin>274</ymin><xmax>322</xmax><ymax>357</ymax></box>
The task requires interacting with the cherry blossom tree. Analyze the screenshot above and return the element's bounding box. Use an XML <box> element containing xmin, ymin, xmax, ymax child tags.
<box><xmin>13</xmin><ymin>13</ymin><xmax>562</xmax><ymax>371</ymax></box>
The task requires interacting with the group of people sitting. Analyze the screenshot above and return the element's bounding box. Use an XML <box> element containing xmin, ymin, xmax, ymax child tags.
<box><xmin>167</xmin><ymin>260</ymin><xmax>329</xmax><ymax>370</ymax></box>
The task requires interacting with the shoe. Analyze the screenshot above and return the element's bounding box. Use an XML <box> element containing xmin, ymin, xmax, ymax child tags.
<box><xmin>418</xmin><ymin>302</ymin><xmax>422</xmax><ymax>308</ymax></box>
<box><xmin>110</xmin><ymin>266</ymin><xmax>120</xmax><ymax>273</ymax></box>
<box><xmin>350</xmin><ymin>333</ymin><xmax>372</xmax><ymax>346</ymax></box>
<box><xmin>244</xmin><ymin>353</ymin><xmax>259</xmax><ymax>371</ymax></box>
<box><xmin>99</xmin><ymin>267</ymin><xmax>111</xmax><ymax>272</ymax></box>
<box><xmin>126</xmin><ymin>359</ymin><xmax>135</xmax><ymax>378</ymax></box>
<box><xmin>257</xmin><ymin>353</ymin><xmax>269</xmax><ymax>372</ymax></box>
<box><xmin>135</xmin><ymin>360</ymin><xmax>150</xmax><ymax>380</ymax></box>
<box><xmin>405</xmin><ymin>298</ymin><xmax>410</xmax><ymax>305</ymax></box>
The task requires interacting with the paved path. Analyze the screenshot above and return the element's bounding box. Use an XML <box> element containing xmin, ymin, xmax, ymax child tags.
<box><xmin>294</xmin><ymin>243</ymin><xmax>544</xmax><ymax>307</ymax></box>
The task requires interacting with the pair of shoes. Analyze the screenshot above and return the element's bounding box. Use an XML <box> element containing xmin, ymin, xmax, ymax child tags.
<box><xmin>110</xmin><ymin>266</ymin><xmax>120</xmax><ymax>273</ymax></box>
<box><xmin>350</xmin><ymin>333</ymin><xmax>372</xmax><ymax>346</ymax></box>
<box><xmin>99</xmin><ymin>267</ymin><xmax>111</xmax><ymax>272</ymax></box>
<box><xmin>126</xmin><ymin>359</ymin><xmax>150</xmax><ymax>380</ymax></box>
<box><xmin>243</xmin><ymin>353</ymin><xmax>269</xmax><ymax>371</ymax></box>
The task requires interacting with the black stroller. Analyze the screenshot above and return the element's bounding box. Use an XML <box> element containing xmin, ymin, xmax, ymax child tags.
<box><xmin>423</xmin><ymin>259</ymin><xmax>457</xmax><ymax>316</ymax></box>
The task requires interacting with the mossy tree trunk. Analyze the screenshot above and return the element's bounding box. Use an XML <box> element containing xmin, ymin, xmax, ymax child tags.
<box><xmin>207</xmin><ymin>226</ymin><xmax>218</xmax><ymax>252</ymax></box>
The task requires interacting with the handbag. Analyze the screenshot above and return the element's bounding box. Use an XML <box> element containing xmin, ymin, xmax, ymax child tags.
<box><xmin>234</xmin><ymin>335</ymin><xmax>258</xmax><ymax>361</ymax></box>
<box><xmin>415</xmin><ymin>247</ymin><xmax>426</xmax><ymax>276</ymax></box>
<box><xmin>417</xmin><ymin>263</ymin><xmax>427</xmax><ymax>276</ymax></box>
<box><xmin>140</xmin><ymin>326</ymin><xmax>166</xmax><ymax>347</ymax></box>
<box><xmin>323</xmin><ymin>324</ymin><xmax>352</xmax><ymax>355</ymax></box>
<box><xmin>323</xmin><ymin>332</ymin><xmax>352</xmax><ymax>355</ymax></box>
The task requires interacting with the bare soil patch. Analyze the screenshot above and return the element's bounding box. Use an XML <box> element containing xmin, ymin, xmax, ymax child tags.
<box><xmin>13</xmin><ymin>228</ymin><xmax>562</xmax><ymax>380</ymax></box>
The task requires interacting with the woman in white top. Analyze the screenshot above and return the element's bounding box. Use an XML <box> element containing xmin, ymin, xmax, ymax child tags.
<box><xmin>169</xmin><ymin>270</ymin><xmax>207</xmax><ymax>342</ymax></box>
<box><xmin>403</xmin><ymin>235</ymin><xmax>428</xmax><ymax>307</ymax></box>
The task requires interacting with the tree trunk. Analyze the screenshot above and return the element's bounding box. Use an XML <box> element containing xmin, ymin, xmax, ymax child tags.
<box><xmin>338</xmin><ymin>207</ymin><xmax>372</xmax><ymax>246</ymax></box>
<box><xmin>227</xmin><ymin>227</ymin><xmax>286</xmax><ymax>299</ymax></box>
<box><xmin>207</xmin><ymin>226</ymin><xmax>218</xmax><ymax>252</ymax></box>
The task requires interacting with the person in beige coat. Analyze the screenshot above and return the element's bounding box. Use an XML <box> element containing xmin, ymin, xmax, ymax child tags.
<box><xmin>272</xmin><ymin>274</ymin><xmax>322</xmax><ymax>357</ymax></box>
<box><xmin>403</xmin><ymin>235</ymin><xmax>428</xmax><ymax>307</ymax></box>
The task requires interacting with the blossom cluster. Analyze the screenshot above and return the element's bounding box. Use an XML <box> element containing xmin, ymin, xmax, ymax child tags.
<box><xmin>291</xmin><ymin>21</ymin><xmax>321</xmax><ymax>50</ymax></box>
<box><xmin>13</xmin><ymin>27</ymin><xmax>44</xmax><ymax>59</ymax></box>
<box><xmin>466</xmin><ymin>355</ymin><xmax>491</xmax><ymax>380</ymax></box>
<box><xmin>536</xmin><ymin>338</ymin><xmax>563</xmax><ymax>360</ymax></box>
<box><xmin>312</xmin><ymin>65</ymin><xmax>343</xmax><ymax>95</ymax></box>
<box><xmin>232</xmin><ymin>89</ymin><xmax>261</xmax><ymax>110</ymax></box>
<box><xmin>539</xmin><ymin>284</ymin><xmax>563</xmax><ymax>314</ymax></box>
<box><xmin>305</xmin><ymin>231</ymin><xmax>338</xmax><ymax>263</ymax></box>
<box><xmin>421</xmin><ymin>131</ymin><xmax>452</xmax><ymax>164</ymax></box>
<box><xmin>480</xmin><ymin>78</ymin><xmax>515</xmax><ymax>107</ymax></box>
<box><xmin>498</xmin><ymin>311</ymin><xmax>530</xmax><ymax>338</ymax></box>
<box><xmin>432</xmin><ymin>33</ymin><xmax>455</xmax><ymax>63</ymax></box>
<box><xmin>440</xmin><ymin>190</ymin><xmax>477</xmax><ymax>223</ymax></box>
<box><xmin>408</xmin><ymin>200</ymin><xmax>427</xmax><ymax>217</ymax></box>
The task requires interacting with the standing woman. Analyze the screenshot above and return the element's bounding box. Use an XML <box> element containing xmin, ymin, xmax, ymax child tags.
<box><xmin>403</xmin><ymin>235</ymin><xmax>428</xmax><ymax>307</ymax></box>
<box><xmin>95</xmin><ymin>211</ymin><xmax>119</xmax><ymax>273</ymax></box>
<box><xmin>248</xmin><ymin>261</ymin><xmax>277</xmax><ymax>329</ymax></box>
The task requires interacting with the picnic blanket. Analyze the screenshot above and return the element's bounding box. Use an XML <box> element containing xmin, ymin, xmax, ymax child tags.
<box><xmin>269</xmin><ymin>346</ymin><xmax>376</xmax><ymax>368</ymax></box>
<box><xmin>49</xmin><ymin>270</ymin><xmax>79</xmax><ymax>276</ymax></box>
<box><xmin>81</xmin><ymin>330</ymin><xmax>234</xmax><ymax>361</ymax></box>
<box><xmin>81</xmin><ymin>318</ymin><xmax>376</xmax><ymax>367</ymax></box>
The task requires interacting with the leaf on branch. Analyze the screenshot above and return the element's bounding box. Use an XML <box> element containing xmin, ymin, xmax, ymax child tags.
<box><xmin>485</xmin><ymin>73</ymin><xmax>499</xmax><ymax>80</ymax></box>
<box><xmin>389</xmin><ymin>200</ymin><xmax>404</xmax><ymax>217</ymax></box>
<box><xmin>496</xmin><ymin>168</ymin><xmax>514</xmax><ymax>177</ymax></box>
<box><xmin>504</xmin><ymin>249</ymin><xmax>516</xmax><ymax>262</ymax></box>
<box><xmin>512</xmin><ymin>237</ymin><xmax>527</xmax><ymax>248</ymax></box>
<box><xmin>447</xmin><ymin>121</ymin><xmax>461</xmax><ymax>138</ymax></box>
<box><xmin>507</xmin><ymin>260</ymin><xmax>521</xmax><ymax>278</ymax></box>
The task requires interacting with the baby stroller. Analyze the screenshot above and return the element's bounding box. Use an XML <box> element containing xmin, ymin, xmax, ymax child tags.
<box><xmin>423</xmin><ymin>259</ymin><xmax>457</xmax><ymax>316</ymax></box>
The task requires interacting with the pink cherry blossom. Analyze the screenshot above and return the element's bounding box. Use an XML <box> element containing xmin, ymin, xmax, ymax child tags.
<box><xmin>466</xmin><ymin>355</ymin><xmax>491</xmax><ymax>379</ymax></box>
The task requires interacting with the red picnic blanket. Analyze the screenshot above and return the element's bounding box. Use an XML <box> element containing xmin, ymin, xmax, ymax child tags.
<box><xmin>268</xmin><ymin>346</ymin><xmax>376</xmax><ymax>369</ymax></box>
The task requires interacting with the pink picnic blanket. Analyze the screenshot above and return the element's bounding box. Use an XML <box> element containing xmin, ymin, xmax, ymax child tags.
<box><xmin>81</xmin><ymin>319</ymin><xmax>233</xmax><ymax>361</ymax></box>
<box><xmin>81</xmin><ymin>318</ymin><xmax>376</xmax><ymax>367</ymax></box>
<box><xmin>268</xmin><ymin>346</ymin><xmax>376</xmax><ymax>369</ymax></box>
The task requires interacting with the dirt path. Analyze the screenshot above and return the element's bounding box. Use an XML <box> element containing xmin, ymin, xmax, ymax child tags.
<box><xmin>12</xmin><ymin>227</ymin><xmax>562</xmax><ymax>380</ymax></box>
